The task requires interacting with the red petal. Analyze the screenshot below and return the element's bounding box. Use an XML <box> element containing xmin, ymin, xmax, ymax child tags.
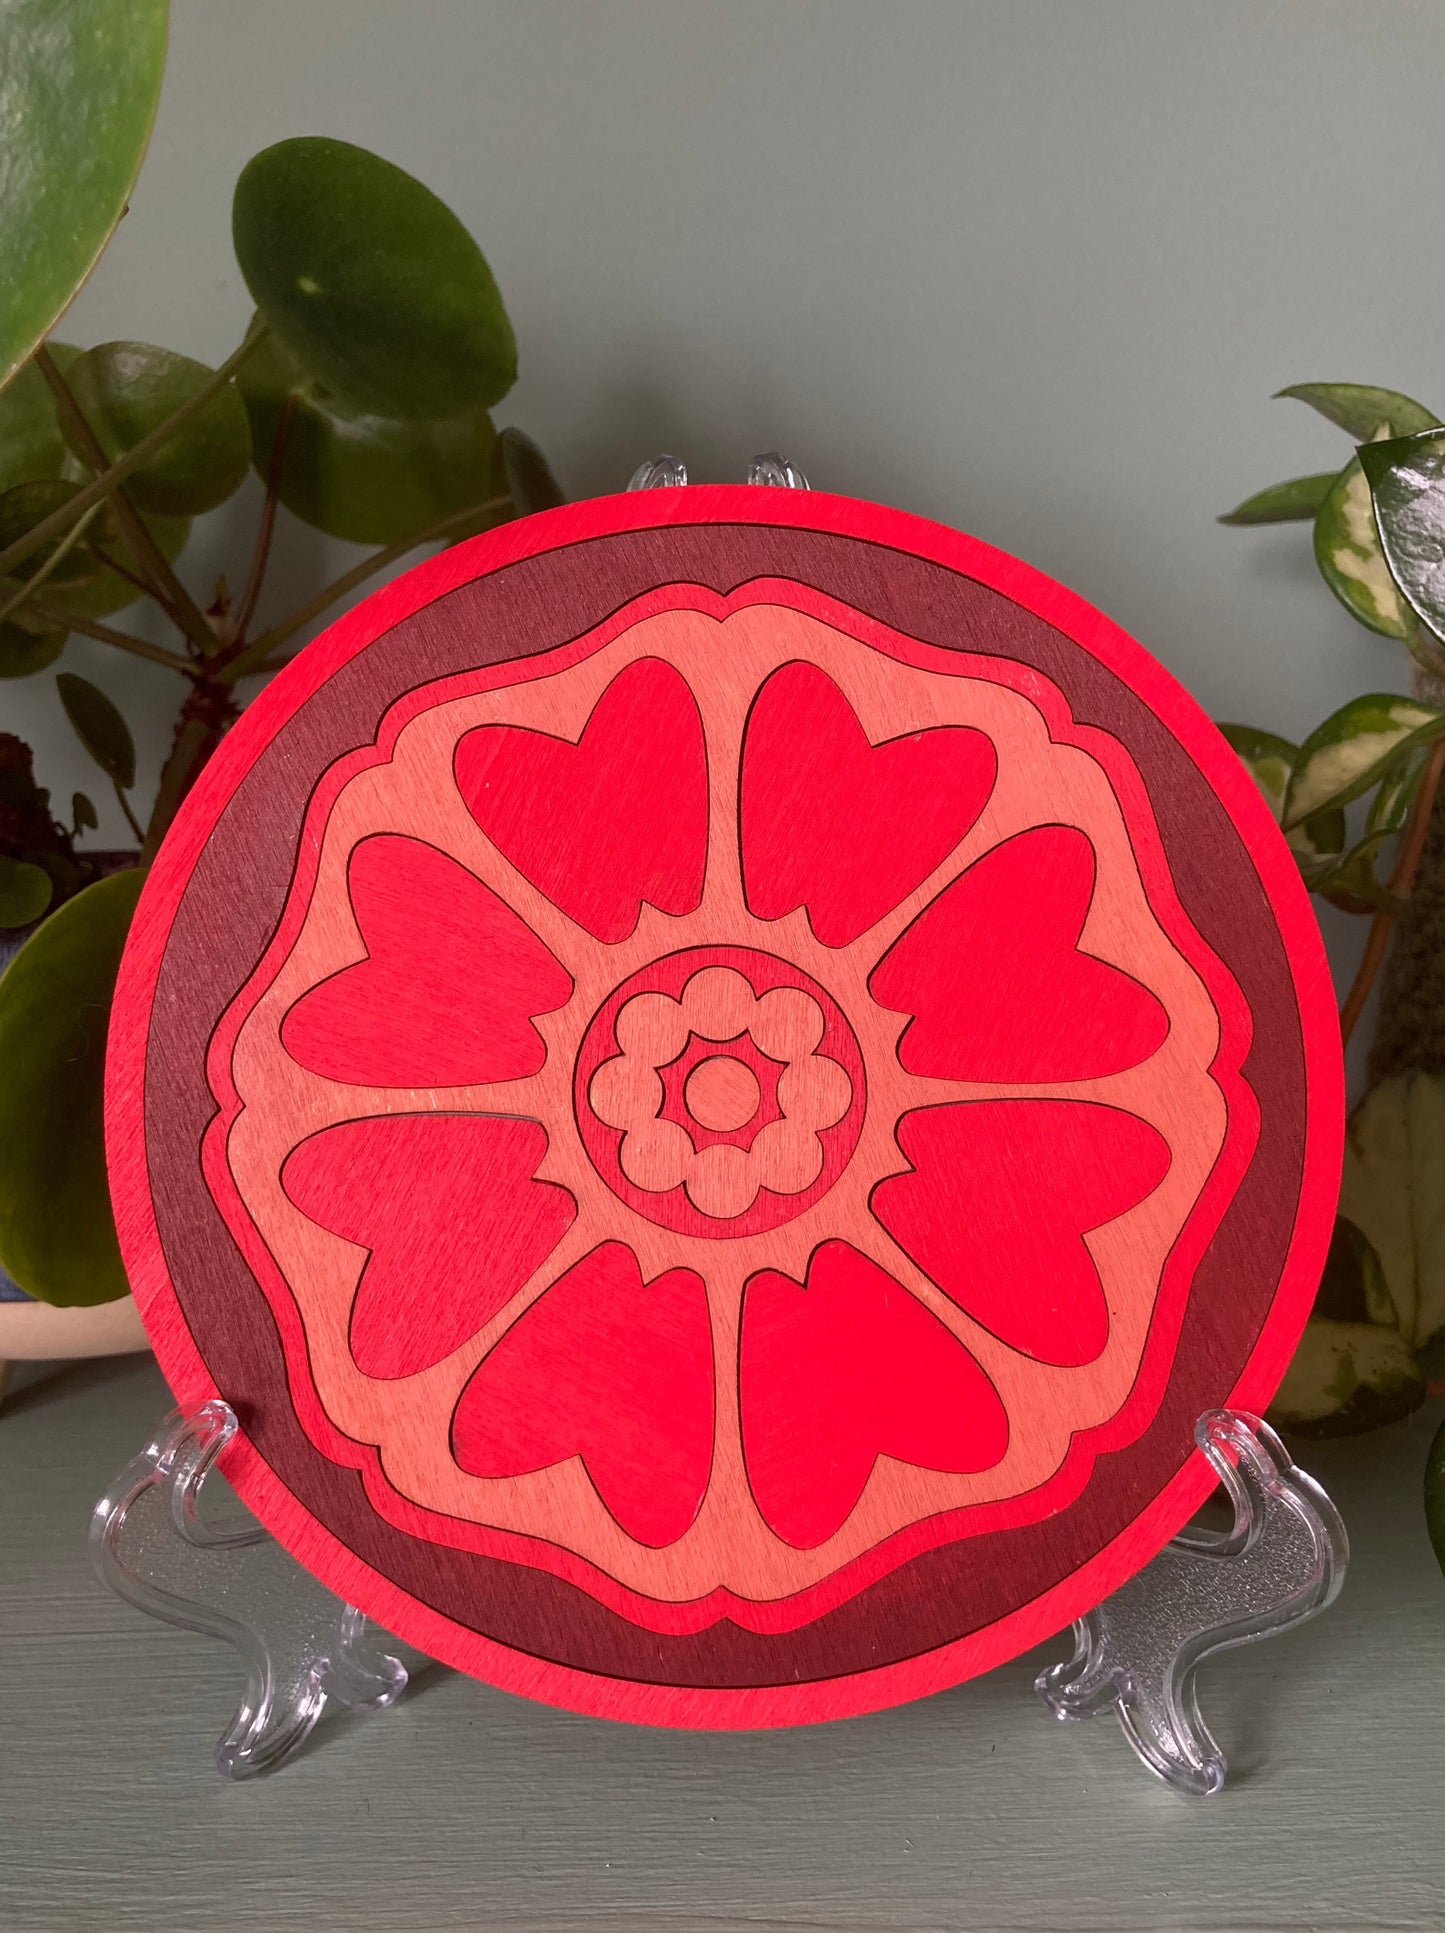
<box><xmin>455</xmin><ymin>658</ymin><xmax>708</xmax><ymax>943</ymax></box>
<box><xmin>741</xmin><ymin>662</ymin><xmax>995</xmax><ymax>947</ymax></box>
<box><xmin>282</xmin><ymin>1115</ymin><xmax>575</xmax><ymax>1379</ymax></box>
<box><xmin>740</xmin><ymin>1241</ymin><xmax>1009</xmax><ymax>1548</ymax></box>
<box><xmin>870</xmin><ymin>826</ymin><xmax>1169</xmax><ymax>1082</ymax></box>
<box><xmin>872</xmin><ymin>1102</ymin><xmax>1171</xmax><ymax>1368</ymax></box>
<box><xmin>453</xmin><ymin>1243</ymin><xmax>713</xmax><ymax>1547</ymax></box>
<box><xmin>282</xmin><ymin>836</ymin><xmax>572</xmax><ymax>1087</ymax></box>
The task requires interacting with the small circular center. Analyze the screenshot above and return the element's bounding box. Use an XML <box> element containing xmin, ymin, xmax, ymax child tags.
<box><xmin>684</xmin><ymin>1055</ymin><xmax>762</xmax><ymax>1132</ymax></box>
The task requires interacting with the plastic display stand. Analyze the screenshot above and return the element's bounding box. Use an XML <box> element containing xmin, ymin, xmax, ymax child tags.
<box><xmin>92</xmin><ymin>1398</ymin><xmax>1345</xmax><ymax>1791</ymax></box>
<box><xmin>96</xmin><ymin>448</ymin><xmax>1352</xmax><ymax>1778</ymax></box>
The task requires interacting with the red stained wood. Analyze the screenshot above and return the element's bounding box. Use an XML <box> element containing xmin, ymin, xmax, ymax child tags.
<box><xmin>870</xmin><ymin>825</ymin><xmax>1170</xmax><ymax>1081</ymax></box>
<box><xmin>740</xmin><ymin>1241</ymin><xmax>1011</xmax><ymax>1549</ymax></box>
<box><xmin>282</xmin><ymin>1114</ymin><xmax>576</xmax><ymax>1380</ymax></box>
<box><xmin>282</xmin><ymin>835</ymin><xmax>572</xmax><ymax>1088</ymax></box>
<box><xmin>105</xmin><ymin>487</ymin><xmax>1343</xmax><ymax>1728</ymax></box>
<box><xmin>453</xmin><ymin>1242</ymin><xmax>714</xmax><ymax>1549</ymax></box>
<box><xmin>741</xmin><ymin>659</ymin><xmax>996</xmax><ymax>947</ymax></box>
<box><xmin>873</xmin><ymin>1101</ymin><xmax>1174</xmax><ymax>1368</ymax></box>
<box><xmin>455</xmin><ymin>656</ymin><xmax>709</xmax><ymax>943</ymax></box>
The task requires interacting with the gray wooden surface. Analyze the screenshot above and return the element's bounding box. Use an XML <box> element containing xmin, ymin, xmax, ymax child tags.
<box><xmin>2</xmin><ymin>1352</ymin><xmax>1442</xmax><ymax>1933</ymax></box>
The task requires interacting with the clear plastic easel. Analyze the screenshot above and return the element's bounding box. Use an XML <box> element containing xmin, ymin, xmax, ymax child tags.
<box><xmin>92</xmin><ymin>455</ymin><xmax>1348</xmax><ymax>1791</ymax></box>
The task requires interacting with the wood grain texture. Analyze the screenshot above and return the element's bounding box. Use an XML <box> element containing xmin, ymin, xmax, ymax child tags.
<box><xmin>3</xmin><ymin>1355</ymin><xmax>1442</xmax><ymax>1933</ymax></box>
<box><xmin>103</xmin><ymin>489</ymin><xmax>1343</xmax><ymax>1726</ymax></box>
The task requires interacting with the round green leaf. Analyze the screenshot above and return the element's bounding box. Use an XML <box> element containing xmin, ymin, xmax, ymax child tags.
<box><xmin>237</xmin><ymin>326</ymin><xmax>502</xmax><ymax>545</ymax></box>
<box><xmin>61</xmin><ymin>341</ymin><xmax>253</xmax><ymax>515</ymax></box>
<box><xmin>56</xmin><ymin>670</ymin><xmax>135</xmax><ymax>788</ymax></box>
<box><xmin>0</xmin><ymin>866</ymin><xmax>144</xmax><ymax>1304</ymax></box>
<box><xmin>0</xmin><ymin>855</ymin><xmax>54</xmax><ymax>929</ymax></box>
<box><xmin>1217</xmin><ymin>472</ymin><xmax>1339</xmax><ymax>528</ymax></box>
<box><xmin>0</xmin><ymin>477</ymin><xmax>189</xmax><ymax>618</ymax></box>
<box><xmin>0</xmin><ymin>1</ymin><xmax>169</xmax><ymax>390</ymax></box>
<box><xmin>232</xmin><ymin>136</ymin><xmax>517</xmax><ymax>420</ymax></box>
<box><xmin>0</xmin><ymin>612</ymin><xmax>67</xmax><ymax>678</ymax></box>
<box><xmin>1314</xmin><ymin>455</ymin><xmax>1413</xmax><ymax>636</ymax></box>
<box><xmin>0</xmin><ymin>344</ymin><xmax>83</xmax><ymax>492</ymax></box>
<box><xmin>0</xmin><ymin>481</ymin><xmax>106</xmax><ymax>586</ymax></box>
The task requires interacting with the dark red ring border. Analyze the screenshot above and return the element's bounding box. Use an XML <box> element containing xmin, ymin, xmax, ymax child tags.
<box><xmin>106</xmin><ymin>487</ymin><xmax>1342</xmax><ymax>1728</ymax></box>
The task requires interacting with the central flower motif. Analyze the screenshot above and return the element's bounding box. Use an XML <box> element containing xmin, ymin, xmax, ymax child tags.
<box><xmin>211</xmin><ymin>592</ymin><xmax>1243</xmax><ymax>1624</ymax></box>
<box><xmin>573</xmin><ymin>945</ymin><xmax>867</xmax><ymax>1237</ymax></box>
<box><xmin>587</xmin><ymin>964</ymin><xmax>854</xmax><ymax>1220</ymax></box>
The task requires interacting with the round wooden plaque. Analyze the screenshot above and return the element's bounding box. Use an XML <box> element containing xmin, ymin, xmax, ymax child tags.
<box><xmin>108</xmin><ymin>487</ymin><xmax>1342</xmax><ymax>1727</ymax></box>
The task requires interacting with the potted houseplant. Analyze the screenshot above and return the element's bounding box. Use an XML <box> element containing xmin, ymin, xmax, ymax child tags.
<box><xmin>1216</xmin><ymin>383</ymin><xmax>1445</xmax><ymax>1571</ymax></box>
<box><xmin>0</xmin><ymin>1</ymin><xmax>562</xmax><ymax>1389</ymax></box>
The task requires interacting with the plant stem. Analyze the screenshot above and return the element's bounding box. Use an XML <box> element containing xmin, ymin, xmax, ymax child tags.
<box><xmin>0</xmin><ymin>332</ymin><xmax>267</xmax><ymax>584</ymax></box>
<box><xmin>85</xmin><ymin>539</ymin><xmax>198</xmax><ymax>639</ymax></box>
<box><xmin>222</xmin><ymin>494</ymin><xmax>510</xmax><ymax>683</ymax></box>
<box><xmin>231</xmin><ymin>393</ymin><xmax>296</xmax><ymax>644</ymax></box>
<box><xmin>141</xmin><ymin>713</ymin><xmax>211</xmax><ymax>863</ymax></box>
<box><xmin>1340</xmin><ymin>738</ymin><xmax>1445</xmax><ymax>1046</ymax></box>
<box><xmin>111</xmin><ymin>778</ymin><xmax>144</xmax><ymax>844</ymax></box>
<box><xmin>22</xmin><ymin>597</ymin><xmax>194</xmax><ymax>670</ymax></box>
<box><xmin>0</xmin><ymin>502</ymin><xmax>104</xmax><ymax>626</ymax></box>
<box><xmin>35</xmin><ymin>347</ymin><xmax>217</xmax><ymax>655</ymax></box>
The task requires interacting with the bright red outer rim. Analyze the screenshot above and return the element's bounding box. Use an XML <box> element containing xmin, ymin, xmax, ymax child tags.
<box><xmin>106</xmin><ymin>486</ymin><xmax>1344</xmax><ymax>1729</ymax></box>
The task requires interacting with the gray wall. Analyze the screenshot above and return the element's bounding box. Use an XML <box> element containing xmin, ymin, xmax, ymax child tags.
<box><xmin>12</xmin><ymin>0</ymin><xmax>1445</xmax><ymax>1008</ymax></box>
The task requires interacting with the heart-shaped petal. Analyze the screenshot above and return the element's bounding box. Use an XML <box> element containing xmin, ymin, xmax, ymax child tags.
<box><xmin>282</xmin><ymin>1113</ymin><xmax>576</xmax><ymax>1379</ymax></box>
<box><xmin>740</xmin><ymin>1240</ymin><xmax>1009</xmax><ymax>1548</ymax></box>
<box><xmin>741</xmin><ymin>661</ymin><xmax>995</xmax><ymax>947</ymax></box>
<box><xmin>872</xmin><ymin>1101</ymin><xmax>1171</xmax><ymax>1367</ymax></box>
<box><xmin>870</xmin><ymin>826</ymin><xmax>1169</xmax><ymax>1082</ymax></box>
<box><xmin>282</xmin><ymin>835</ymin><xmax>573</xmax><ymax>1087</ymax></box>
<box><xmin>455</xmin><ymin>657</ymin><xmax>708</xmax><ymax>943</ymax></box>
<box><xmin>453</xmin><ymin>1242</ymin><xmax>713</xmax><ymax>1547</ymax></box>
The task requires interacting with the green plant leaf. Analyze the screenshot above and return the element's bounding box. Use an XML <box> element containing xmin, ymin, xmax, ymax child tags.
<box><xmin>0</xmin><ymin>478</ymin><xmax>189</xmax><ymax>619</ymax></box>
<box><xmin>1296</xmin><ymin>829</ymin><xmax>1398</xmax><ymax>912</ymax></box>
<box><xmin>61</xmin><ymin>341</ymin><xmax>253</xmax><ymax>516</ymax></box>
<box><xmin>0</xmin><ymin>612</ymin><xmax>67</xmax><ymax>678</ymax></box>
<box><xmin>1338</xmin><ymin>1073</ymin><xmax>1445</xmax><ymax>1354</ymax></box>
<box><xmin>71</xmin><ymin>791</ymin><xmax>97</xmax><ymax>832</ymax></box>
<box><xmin>494</xmin><ymin>426</ymin><xmax>566</xmax><ymax>518</ymax></box>
<box><xmin>1217</xmin><ymin>722</ymin><xmax>1297</xmax><ymax>818</ymax></box>
<box><xmin>1425</xmin><ymin>1419</ymin><xmax>1445</xmax><ymax>1581</ymax></box>
<box><xmin>0</xmin><ymin>0</ymin><xmax>169</xmax><ymax>390</ymax></box>
<box><xmin>1366</xmin><ymin>744</ymin><xmax>1428</xmax><ymax>837</ymax></box>
<box><xmin>235</xmin><ymin>325</ymin><xmax>502</xmax><ymax>545</ymax></box>
<box><xmin>0</xmin><ymin>866</ymin><xmax>143</xmax><ymax>1302</ymax></box>
<box><xmin>1217</xmin><ymin>473</ymin><xmax>1339</xmax><ymax>527</ymax></box>
<box><xmin>1358</xmin><ymin>429</ymin><xmax>1445</xmax><ymax>654</ymax></box>
<box><xmin>232</xmin><ymin>136</ymin><xmax>517</xmax><ymax>420</ymax></box>
<box><xmin>1283</xmin><ymin>694</ymin><xmax>1445</xmax><ymax>827</ymax></box>
<box><xmin>0</xmin><ymin>344</ymin><xmax>83</xmax><ymax>492</ymax></box>
<box><xmin>56</xmin><ymin>670</ymin><xmax>135</xmax><ymax>788</ymax></box>
<box><xmin>0</xmin><ymin>854</ymin><xmax>54</xmax><ymax>928</ymax></box>
<box><xmin>1277</xmin><ymin>382</ymin><xmax>1439</xmax><ymax>441</ymax></box>
<box><xmin>0</xmin><ymin>480</ymin><xmax>107</xmax><ymax>587</ymax></box>
<box><xmin>1314</xmin><ymin>456</ymin><xmax>1414</xmax><ymax>637</ymax></box>
<box><xmin>1268</xmin><ymin>1315</ymin><xmax>1425</xmax><ymax>1437</ymax></box>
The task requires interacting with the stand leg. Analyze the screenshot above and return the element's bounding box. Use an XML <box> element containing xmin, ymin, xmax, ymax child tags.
<box><xmin>91</xmin><ymin>1401</ymin><xmax>406</xmax><ymax>1780</ymax></box>
<box><xmin>1036</xmin><ymin>1409</ymin><xmax>1347</xmax><ymax>1796</ymax></box>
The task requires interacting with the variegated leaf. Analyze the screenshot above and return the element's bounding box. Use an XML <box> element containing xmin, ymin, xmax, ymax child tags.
<box><xmin>1338</xmin><ymin>1073</ymin><xmax>1445</xmax><ymax>1354</ymax></box>
<box><xmin>1218</xmin><ymin>472</ymin><xmax>1339</xmax><ymax>527</ymax></box>
<box><xmin>1359</xmin><ymin>430</ymin><xmax>1445</xmax><ymax>660</ymax></box>
<box><xmin>1283</xmin><ymin>694</ymin><xmax>1445</xmax><ymax>827</ymax></box>
<box><xmin>1277</xmin><ymin>382</ymin><xmax>1439</xmax><ymax>441</ymax></box>
<box><xmin>1314</xmin><ymin>453</ymin><xmax>1413</xmax><ymax>636</ymax></box>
